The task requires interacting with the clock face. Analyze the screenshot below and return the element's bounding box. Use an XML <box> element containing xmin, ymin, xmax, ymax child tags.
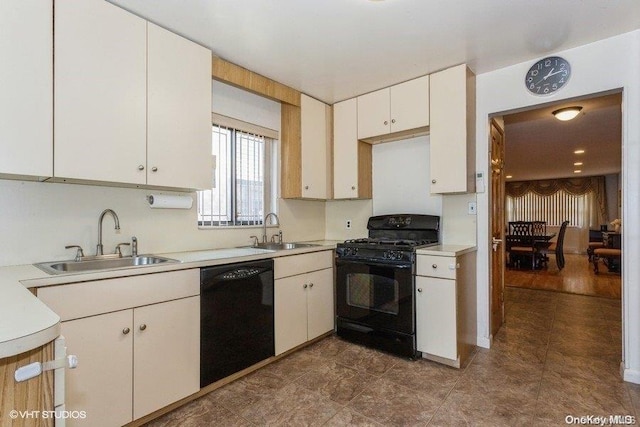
<box><xmin>525</xmin><ymin>56</ymin><xmax>571</xmax><ymax>95</ymax></box>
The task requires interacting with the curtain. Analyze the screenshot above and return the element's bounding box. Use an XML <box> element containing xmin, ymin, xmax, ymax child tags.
<box><xmin>505</xmin><ymin>176</ymin><xmax>608</xmax><ymax>224</ymax></box>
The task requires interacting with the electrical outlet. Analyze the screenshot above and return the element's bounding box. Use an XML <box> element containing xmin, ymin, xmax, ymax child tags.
<box><xmin>468</xmin><ymin>202</ymin><xmax>477</xmax><ymax>215</ymax></box>
<box><xmin>346</xmin><ymin>220</ymin><xmax>352</xmax><ymax>229</ymax></box>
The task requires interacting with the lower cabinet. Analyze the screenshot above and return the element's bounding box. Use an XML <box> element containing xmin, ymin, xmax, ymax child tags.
<box><xmin>274</xmin><ymin>251</ymin><xmax>335</xmax><ymax>355</ymax></box>
<box><xmin>415</xmin><ymin>249</ymin><xmax>477</xmax><ymax>368</ymax></box>
<box><xmin>37</xmin><ymin>269</ymin><xmax>200</xmax><ymax>426</ymax></box>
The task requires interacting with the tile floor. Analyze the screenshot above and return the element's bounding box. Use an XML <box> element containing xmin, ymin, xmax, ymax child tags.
<box><xmin>146</xmin><ymin>286</ymin><xmax>634</xmax><ymax>426</ymax></box>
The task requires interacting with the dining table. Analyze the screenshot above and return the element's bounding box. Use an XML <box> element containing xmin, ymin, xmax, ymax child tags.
<box><xmin>505</xmin><ymin>232</ymin><xmax>557</xmax><ymax>269</ymax></box>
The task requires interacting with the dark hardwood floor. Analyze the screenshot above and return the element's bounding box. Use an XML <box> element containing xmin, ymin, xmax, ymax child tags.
<box><xmin>506</xmin><ymin>253</ymin><xmax>621</xmax><ymax>299</ymax></box>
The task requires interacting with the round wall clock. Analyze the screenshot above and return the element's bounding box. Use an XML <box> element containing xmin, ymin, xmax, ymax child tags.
<box><xmin>525</xmin><ymin>56</ymin><xmax>571</xmax><ymax>95</ymax></box>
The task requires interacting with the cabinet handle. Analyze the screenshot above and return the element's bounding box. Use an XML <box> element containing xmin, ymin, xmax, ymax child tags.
<box><xmin>391</xmin><ymin>119</ymin><xmax>396</xmax><ymax>124</ymax></box>
<box><xmin>309</xmin><ymin>283</ymin><xmax>314</xmax><ymax>288</ymax></box>
<box><xmin>432</xmin><ymin>264</ymin><xmax>438</xmax><ymax>269</ymax></box>
<box><xmin>139</xmin><ymin>324</ymin><xmax>147</xmax><ymax>331</ymax></box>
<box><xmin>432</xmin><ymin>179</ymin><xmax>437</xmax><ymax>184</ymax></box>
<box><xmin>417</xmin><ymin>288</ymin><xmax>422</xmax><ymax>293</ymax></box>
<box><xmin>122</xmin><ymin>327</ymin><xmax>130</xmax><ymax>335</ymax></box>
<box><xmin>138</xmin><ymin>165</ymin><xmax>145</xmax><ymax>171</ymax></box>
<box><xmin>303</xmin><ymin>284</ymin><xmax>308</xmax><ymax>289</ymax></box>
<box><xmin>151</xmin><ymin>167</ymin><xmax>158</xmax><ymax>172</ymax></box>
<box><xmin>384</xmin><ymin>120</ymin><xmax>388</xmax><ymax>126</ymax></box>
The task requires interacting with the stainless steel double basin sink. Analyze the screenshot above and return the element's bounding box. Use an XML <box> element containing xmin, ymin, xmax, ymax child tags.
<box><xmin>247</xmin><ymin>242</ymin><xmax>319</xmax><ymax>251</ymax></box>
<box><xmin>34</xmin><ymin>255</ymin><xmax>179</xmax><ymax>275</ymax></box>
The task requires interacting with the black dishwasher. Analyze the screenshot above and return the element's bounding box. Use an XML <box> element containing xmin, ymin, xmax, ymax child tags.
<box><xmin>200</xmin><ymin>259</ymin><xmax>274</xmax><ymax>388</ymax></box>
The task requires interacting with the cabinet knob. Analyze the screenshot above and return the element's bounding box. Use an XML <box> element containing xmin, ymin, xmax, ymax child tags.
<box><xmin>303</xmin><ymin>283</ymin><xmax>308</xmax><ymax>289</ymax></box>
<box><xmin>417</xmin><ymin>288</ymin><xmax>423</xmax><ymax>293</ymax></box>
<box><xmin>391</xmin><ymin>119</ymin><xmax>396</xmax><ymax>124</ymax></box>
<box><xmin>432</xmin><ymin>179</ymin><xmax>437</xmax><ymax>184</ymax></box>
<box><xmin>384</xmin><ymin>120</ymin><xmax>388</xmax><ymax>126</ymax></box>
<box><xmin>139</xmin><ymin>324</ymin><xmax>147</xmax><ymax>331</ymax></box>
<box><xmin>138</xmin><ymin>165</ymin><xmax>145</xmax><ymax>171</ymax></box>
<box><xmin>432</xmin><ymin>264</ymin><xmax>438</xmax><ymax>269</ymax></box>
<box><xmin>304</xmin><ymin>185</ymin><xmax>309</xmax><ymax>190</ymax></box>
<box><xmin>122</xmin><ymin>327</ymin><xmax>130</xmax><ymax>335</ymax></box>
<box><xmin>151</xmin><ymin>167</ymin><xmax>158</xmax><ymax>172</ymax></box>
<box><xmin>309</xmin><ymin>283</ymin><xmax>314</xmax><ymax>288</ymax></box>
<box><xmin>351</xmin><ymin>186</ymin><xmax>356</xmax><ymax>190</ymax></box>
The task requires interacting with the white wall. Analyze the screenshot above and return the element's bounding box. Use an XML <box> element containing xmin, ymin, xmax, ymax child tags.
<box><xmin>0</xmin><ymin>81</ymin><xmax>328</xmax><ymax>266</ymax></box>
<box><xmin>475</xmin><ymin>30</ymin><xmax>640</xmax><ymax>382</ymax></box>
<box><xmin>325</xmin><ymin>199</ymin><xmax>372</xmax><ymax>240</ymax></box>
<box><xmin>372</xmin><ymin>135</ymin><xmax>442</xmax><ymax>216</ymax></box>
<box><xmin>606</xmin><ymin>173</ymin><xmax>621</xmax><ymax>222</ymax></box>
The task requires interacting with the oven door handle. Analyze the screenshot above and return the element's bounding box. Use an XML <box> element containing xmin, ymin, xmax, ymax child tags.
<box><xmin>336</xmin><ymin>259</ymin><xmax>412</xmax><ymax>269</ymax></box>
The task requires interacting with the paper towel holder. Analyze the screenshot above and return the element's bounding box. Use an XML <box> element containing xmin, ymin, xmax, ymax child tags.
<box><xmin>147</xmin><ymin>194</ymin><xmax>193</xmax><ymax>209</ymax></box>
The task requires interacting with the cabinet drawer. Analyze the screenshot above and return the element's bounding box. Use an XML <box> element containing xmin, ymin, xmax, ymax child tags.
<box><xmin>416</xmin><ymin>255</ymin><xmax>458</xmax><ymax>279</ymax></box>
<box><xmin>274</xmin><ymin>250</ymin><xmax>333</xmax><ymax>279</ymax></box>
<box><xmin>37</xmin><ymin>269</ymin><xmax>200</xmax><ymax>321</ymax></box>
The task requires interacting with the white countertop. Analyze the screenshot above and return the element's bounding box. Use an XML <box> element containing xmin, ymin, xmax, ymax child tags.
<box><xmin>0</xmin><ymin>240</ymin><xmax>339</xmax><ymax>358</ymax></box>
<box><xmin>416</xmin><ymin>244</ymin><xmax>477</xmax><ymax>257</ymax></box>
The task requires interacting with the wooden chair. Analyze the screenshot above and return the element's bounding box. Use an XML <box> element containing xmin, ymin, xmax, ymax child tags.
<box><xmin>507</xmin><ymin>221</ymin><xmax>537</xmax><ymax>269</ymax></box>
<box><xmin>593</xmin><ymin>248</ymin><xmax>622</xmax><ymax>273</ymax></box>
<box><xmin>541</xmin><ymin>220</ymin><xmax>569</xmax><ymax>270</ymax></box>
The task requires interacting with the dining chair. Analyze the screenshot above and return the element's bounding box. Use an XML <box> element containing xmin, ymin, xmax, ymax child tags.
<box><xmin>541</xmin><ymin>220</ymin><xmax>569</xmax><ymax>270</ymax></box>
<box><xmin>507</xmin><ymin>221</ymin><xmax>537</xmax><ymax>269</ymax></box>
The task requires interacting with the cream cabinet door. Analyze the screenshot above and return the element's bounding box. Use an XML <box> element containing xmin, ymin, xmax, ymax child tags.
<box><xmin>416</xmin><ymin>276</ymin><xmax>457</xmax><ymax>360</ymax></box>
<box><xmin>147</xmin><ymin>23</ymin><xmax>212</xmax><ymax>190</ymax></box>
<box><xmin>62</xmin><ymin>310</ymin><xmax>134</xmax><ymax>427</ymax></box>
<box><xmin>0</xmin><ymin>0</ymin><xmax>52</xmax><ymax>178</ymax></box>
<box><xmin>54</xmin><ymin>0</ymin><xmax>147</xmax><ymax>185</ymax></box>
<box><xmin>301</xmin><ymin>94</ymin><xmax>330</xmax><ymax>199</ymax></box>
<box><xmin>429</xmin><ymin>64</ymin><xmax>474</xmax><ymax>194</ymax></box>
<box><xmin>357</xmin><ymin>88</ymin><xmax>390</xmax><ymax>139</ymax></box>
<box><xmin>333</xmin><ymin>98</ymin><xmax>359</xmax><ymax>199</ymax></box>
<box><xmin>133</xmin><ymin>296</ymin><xmax>200</xmax><ymax>420</ymax></box>
<box><xmin>390</xmin><ymin>75</ymin><xmax>429</xmax><ymax>133</ymax></box>
<box><xmin>274</xmin><ymin>275</ymin><xmax>308</xmax><ymax>355</ymax></box>
<box><xmin>306</xmin><ymin>268</ymin><xmax>335</xmax><ymax>341</ymax></box>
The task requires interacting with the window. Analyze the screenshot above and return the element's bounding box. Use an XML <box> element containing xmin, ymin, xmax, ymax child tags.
<box><xmin>197</xmin><ymin>122</ymin><xmax>277</xmax><ymax>227</ymax></box>
<box><xmin>506</xmin><ymin>190</ymin><xmax>597</xmax><ymax>228</ymax></box>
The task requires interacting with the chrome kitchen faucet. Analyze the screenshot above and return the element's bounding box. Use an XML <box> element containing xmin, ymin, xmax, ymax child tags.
<box><xmin>96</xmin><ymin>209</ymin><xmax>120</xmax><ymax>256</ymax></box>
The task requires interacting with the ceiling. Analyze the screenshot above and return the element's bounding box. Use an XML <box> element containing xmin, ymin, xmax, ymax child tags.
<box><xmin>107</xmin><ymin>0</ymin><xmax>640</xmax><ymax>104</ymax></box>
<box><xmin>503</xmin><ymin>92</ymin><xmax>622</xmax><ymax>181</ymax></box>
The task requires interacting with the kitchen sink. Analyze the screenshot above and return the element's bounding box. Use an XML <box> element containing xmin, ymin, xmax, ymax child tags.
<box><xmin>246</xmin><ymin>242</ymin><xmax>320</xmax><ymax>251</ymax></box>
<box><xmin>34</xmin><ymin>255</ymin><xmax>180</xmax><ymax>275</ymax></box>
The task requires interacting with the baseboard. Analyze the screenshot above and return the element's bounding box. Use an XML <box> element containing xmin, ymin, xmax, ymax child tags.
<box><xmin>477</xmin><ymin>335</ymin><xmax>491</xmax><ymax>349</ymax></box>
<box><xmin>623</xmin><ymin>367</ymin><xmax>640</xmax><ymax>384</ymax></box>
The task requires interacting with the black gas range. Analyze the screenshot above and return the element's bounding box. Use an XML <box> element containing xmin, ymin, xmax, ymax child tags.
<box><xmin>335</xmin><ymin>214</ymin><xmax>440</xmax><ymax>358</ymax></box>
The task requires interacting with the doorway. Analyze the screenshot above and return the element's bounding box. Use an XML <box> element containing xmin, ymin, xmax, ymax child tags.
<box><xmin>490</xmin><ymin>91</ymin><xmax>623</xmax><ymax>335</ymax></box>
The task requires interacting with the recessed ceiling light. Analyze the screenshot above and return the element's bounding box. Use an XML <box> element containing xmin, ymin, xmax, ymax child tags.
<box><xmin>574</xmin><ymin>170</ymin><xmax>582</xmax><ymax>173</ymax></box>
<box><xmin>553</xmin><ymin>106</ymin><xmax>583</xmax><ymax>121</ymax></box>
<box><xmin>506</xmin><ymin>175</ymin><xmax>513</xmax><ymax>179</ymax></box>
<box><xmin>574</xmin><ymin>162</ymin><xmax>583</xmax><ymax>166</ymax></box>
<box><xmin>574</xmin><ymin>149</ymin><xmax>585</xmax><ymax>154</ymax></box>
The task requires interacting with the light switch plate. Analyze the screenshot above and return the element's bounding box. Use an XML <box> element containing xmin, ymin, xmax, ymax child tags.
<box><xmin>468</xmin><ymin>202</ymin><xmax>477</xmax><ymax>215</ymax></box>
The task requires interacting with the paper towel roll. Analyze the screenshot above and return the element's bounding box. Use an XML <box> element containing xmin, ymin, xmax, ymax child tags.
<box><xmin>148</xmin><ymin>194</ymin><xmax>193</xmax><ymax>209</ymax></box>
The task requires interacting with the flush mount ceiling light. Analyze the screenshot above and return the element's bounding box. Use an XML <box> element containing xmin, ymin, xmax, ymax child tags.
<box><xmin>506</xmin><ymin>175</ymin><xmax>513</xmax><ymax>179</ymax></box>
<box><xmin>574</xmin><ymin>149</ymin><xmax>585</xmax><ymax>154</ymax></box>
<box><xmin>552</xmin><ymin>106</ymin><xmax>583</xmax><ymax>121</ymax></box>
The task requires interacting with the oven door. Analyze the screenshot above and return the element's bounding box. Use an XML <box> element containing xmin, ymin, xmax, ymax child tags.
<box><xmin>335</xmin><ymin>258</ymin><xmax>414</xmax><ymax>334</ymax></box>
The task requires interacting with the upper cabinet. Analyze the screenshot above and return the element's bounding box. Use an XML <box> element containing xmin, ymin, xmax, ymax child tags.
<box><xmin>357</xmin><ymin>75</ymin><xmax>429</xmax><ymax>142</ymax></box>
<box><xmin>282</xmin><ymin>94</ymin><xmax>331</xmax><ymax>199</ymax></box>
<box><xmin>54</xmin><ymin>0</ymin><xmax>212</xmax><ymax>190</ymax></box>
<box><xmin>147</xmin><ymin>23</ymin><xmax>212</xmax><ymax>190</ymax></box>
<box><xmin>333</xmin><ymin>98</ymin><xmax>372</xmax><ymax>199</ymax></box>
<box><xmin>0</xmin><ymin>0</ymin><xmax>53</xmax><ymax>180</ymax></box>
<box><xmin>54</xmin><ymin>0</ymin><xmax>148</xmax><ymax>186</ymax></box>
<box><xmin>429</xmin><ymin>64</ymin><xmax>476</xmax><ymax>194</ymax></box>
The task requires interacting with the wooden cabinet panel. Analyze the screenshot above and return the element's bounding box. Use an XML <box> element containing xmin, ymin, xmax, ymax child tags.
<box><xmin>0</xmin><ymin>0</ymin><xmax>52</xmax><ymax>179</ymax></box>
<box><xmin>390</xmin><ymin>75</ymin><xmax>429</xmax><ymax>133</ymax></box>
<box><xmin>306</xmin><ymin>268</ymin><xmax>335</xmax><ymax>341</ymax></box>
<box><xmin>429</xmin><ymin>64</ymin><xmax>476</xmax><ymax>194</ymax></box>
<box><xmin>301</xmin><ymin>94</ymin><xmax>330</xmax><ymax>199</ymax></box>
<box><xmin>357</xmin><ymin>88</ymin><xmax>390</xmax><ymax>140</ymax></box>
<box><xmin>416</xmin><ymin>276</ymin><xmax>457</xmax><ymax>360</ymax></box>
<box><xmin>274</xmin><ymin>275</ymin><xmax>308</xmax><ymax>355</ymax></box>
<box><xmin>133</xmin><ymin>296</ymin><xmax>200</xmax><ymax>419</ymax></box>
<box><xmin>147</xmin><ymin>23</ymin><xmax>212</xmax><ymax>190</ymax></box>
<box><xmin>274</xmin><ymin>250</ymin><xmax>333</xmax><ymax>280</ymax></box>
<box><xmin>62</xmin><ymin>310</ymin><xmax>133</xmax><ymax>427</ymax></box>
<box><xmin>54</xmin><ymin>0</ymin><xmax>147</xmax><ymax>185</ymax></box>
<box><xmin>416</xmin><ymin>255</ymin><xmax>458</xmax><ymax>279</ymax></box>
